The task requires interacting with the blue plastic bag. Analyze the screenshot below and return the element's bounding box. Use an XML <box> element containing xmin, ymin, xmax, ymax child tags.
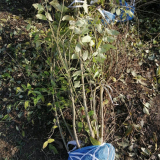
<box><xmin>68</xmin><ymin>0</ymin><xmax>135</xmax><ymax>24</ymax></box>
<box><xmin>116</xmin><ymin>0</ymin><xmax>135</xmax><ymax>21</ymax></box>
<box><xmin>68</xmin><ymin>143</ymin><xmax>115</xmax><ymax>160</ymax></box>
<box><xmin>101</xmin><ymin>0</ymin><xmax>135</xmax><ymax>23</ymax></box>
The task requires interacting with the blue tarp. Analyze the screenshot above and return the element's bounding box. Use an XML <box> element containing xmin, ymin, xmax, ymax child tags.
<box><xmin>68</xmin><ymin>143</ymin><xmax>115</xmax><ymax>160</ymax></box>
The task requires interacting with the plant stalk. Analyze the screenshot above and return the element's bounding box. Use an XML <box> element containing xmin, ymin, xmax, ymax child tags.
<box><xmin>79</xmin><ymin>49</ymin><xmax>94</xmax><ymax>138</ymax></box>
<box><xmin>100</xmin><ymin>85</ymin><xmax>104</xmax><ymax>144</ymax></box>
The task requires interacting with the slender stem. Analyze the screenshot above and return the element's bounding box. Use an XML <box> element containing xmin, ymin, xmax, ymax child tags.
<box><xmin>79</xmin><ymin>48</ymin><xmax>94</xmax><ymax>138</ymax></box>
<box><xmin>100</xmin><ymin>85</ymin><xmax>104</xmax><ymax>144</ymax></box>
<box><xmin>54</xmin><ymin>101</ymin><xmax>69</xmax><ymax>152</ymax></box>
<box><xmin>93</xmin><ymin>86</ymin><xmax>100</xmax><ymax>139</ymax></box>
<box><xmin>69</xmin><ymin>82</ymin><xmax>81</xmax><ymax>148</ymax></box>
<box><xmin>50</xmin><ymin>57</ymin><xmax>69</xmax><ymax>151</ymax></box>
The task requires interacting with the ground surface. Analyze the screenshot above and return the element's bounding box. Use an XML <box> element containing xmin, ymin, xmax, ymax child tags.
<box><xmin>0</xmin><ymin>0</ymin><xmax>160</xmax><ymax>160</ymax></box>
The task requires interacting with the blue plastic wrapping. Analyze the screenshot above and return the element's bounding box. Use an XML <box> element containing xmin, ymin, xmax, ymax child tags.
<box><xmin>68</xmin><ymin>0</ymin><xmax>135</xmax><ymax>24</ymax></box>
<box><xmin>102</xmin><ymin>0</ymin><xmax>135</xmax><ymax>23</ymax></box>
<box><xmin>116</xmin><ymin>0</ymin><xmax>135</xmax><ymax>21</ymax></box>
<box><xmin>68</xmin><ymin>143</ymin><xmax>115</xmax><ymax>160</ymax></box>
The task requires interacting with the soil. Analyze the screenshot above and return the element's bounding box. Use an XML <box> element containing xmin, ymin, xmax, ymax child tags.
<box><xmin>0</xmin><ymin>0</ymin><xmax>160</xmax><ymax>160</ymax></box>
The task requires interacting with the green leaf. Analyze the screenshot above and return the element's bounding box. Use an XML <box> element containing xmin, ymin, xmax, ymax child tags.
<box><xmin>62</xmin><ymin>15</ymin><xmax>74</xmax><ymax>21</ymax></box>
<box><xmin>45</xmin><ymin>13</ymin><xmax>53</xmax><ymax>21</ymax></box>
<box><xmin>41</xmin><ymin>95</ymin><xmax>45</xmax><ymax>102</ymax></box>
<box><xmin>116</xmin><ymin>8</ymin><xmax>121</xmax><ymax>16</ymax></box>
<box><xmin>88</xmin><ymin>110</ymin><xmax>94</xmax><ymax>116</ymax></box>
<box><xmin>32</xmin><ymin>91</ymin><xmax>41</xmax><ymax>95</ymax></box>
<box><xmin>33</xmin><ymin>98</ymin><xmax>39</xmax><ymax>106</ymax></box>
<box><xmin>96</xmin><ymin>24</ymin><xmax>102</xmax><ymax>33</ymax></box>
<box><xmin>21</xmin><ymin>84</ymin><xmax>26</xmax><ymax>91</ymax></box>
<box><xmin>2</xmin><ymin>114</ymin><xmax>9</xmax><ymax>121</ymax></box>
<box><xmin>111</xmin><ymin>7</ymin><xmax>115</xmax><ymax>13</ymax></box>
<box><xmin>28</xmin><ymin>90</ymin><xmax>32</xmax><ymax>96</ymax></box>
<box><xmin>90</xmin><ymin>137</ymin><xmax>101</xmax><ymax>145</ymax></box>
<box><xmin>82</xmin><ymin>35</ymin><xmax>91</xmax><ymax>43</ymax></box>
<box><xmin>78</xmin><ymin>122</ymin><xmax>83</xmax><ymax>132</ymax></box>
<box><xmin>93</xmin><ymin>71</ymin><xmax>99</xmax><ymax>78</ymax></box>
<box><xmin>26</xmin><ymin>24</ymin><xmax>31</xmax><ymax>31</ymax></box>
<box><xmin>48</xmin><ymin>138</ymin><xmax>55</xmax><ymax>143</ymax></box>
<box><xmin>32</xmin><ymin>3</ymin><xmax>44</xmax><ymax>13</ymax></box>
<box><xmin>102</xmin><ymin>36</ymin><xmax>115</xmax><ymax>43</ymax></box>
<box><xmin>16</xmin><ymin>125</ymin><xmax>19</xmax><ymax>131</ymax></box>
<box><xmin>90</xmin><ymin>40</ymin><xmax>95</xmax><ymax>46</ymax></box>
<box><xmin>24</xmin><ymin>101</ymin><xmax>29</xmax><ymax>109</ymax></box>
<box><xmin>106</xmin><ymin>28</ymin><xmax>119</xmax><ymax>36</ymax></box>
<box><xmin>71</xmin><ymin>54</ymin><xmax>78</xmax><ymax>59</ymax></box>
<box><xmin>36</xmin><ymin>14</ymin><xmax>47</xmax><ymax>20</ymax></box>
<box><xmin>49</xmin><ymin>144</ymin><xmax>58</xmax><ymax>154</ymax></box>
<box><xmin>83</xmin><ymin>50</ymin><xmax>88</xmax><ymax>61</ymax></box>
<box><xmin>50</xmin><ymin>0</ymin><xmax>68</xmax><ymax>12</ymax></box>
<box><xmin>72</xmin><ymin>70</ymin><xmax>82</xmax><ymax>77</ymax></box>
<box><xmin>75</xmin><ymin>43</ymin><xmax>82</xmax><ymax>53</ymax></box>
<box><xmin>27</xmin><ymin>83</ymin><xmax>31</xmax><ymax>90</ymax></box>
<box><xmin>37</xmin><ymin>95</ymin><xmax>45</xmax><ymax>103</ymax></box>
<box><xmin>83</xmin><ymin>0</ymin><xmax>88</xmax><ymax>14</ymax></box>
<box><xmin>43</xmin><ymin>141</ymin><xmax>48</xmax><ymax>149</ymax></box>
<box><xmin>74</xmin><ymin>81</ymin><xmax>81</xmax><ymax>88</ymax></box>
<box><xmin>22</xmin><ymin>130</ymin><xmax>25</xmax><ymax>137</ymax></box>
<box><xmin>102</xmin><ymin>44</ymin><xmax>116</xmax><ymax>51</ymax></box>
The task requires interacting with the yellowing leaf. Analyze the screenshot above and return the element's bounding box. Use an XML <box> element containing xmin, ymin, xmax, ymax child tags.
<box><xmin>62</xmin><ymin>15</ymin><xmax>74</xmax><ymax>21</ymax></box>
<box><xmin>112</xmin><ymin>77</ymin><xmax>116</xmax><ymax>82</ymax></box>
<box><xmin>48</xmin><ymin>139</ymin><xmax>55</xmax><ymax>143</ymax></box>
<box><xmin>43</xmin><ymin>141</ymin><xmax>48</xmax><ymax>149</ymax></box>
<box><xmin>24</xmin><ymin>101</ymin><xmax>29</xmax><ymax>109</ymax></box>
<box><xmin>156</xmin><ymin>66</ymin><xmax>160</xmax><ymax>77</ymax></box>
<box><xmin>90</xmin><ymin>137</ymin><xmax>101</xmax><ymax>145</ymax></box>
<box><xmin>16</xmin><ymin>87</ymin><xmax>22</xmax><ymax>94</ymax></box>
<box><xmin>125</xmin><ymin>125</ymin><xmax>134</xmax><ymax>136</ymax></box>
<box><xmin>1</xmin><ymin>19</ymin><xmax>7</xmax><ymax>22</ymax></box>
<box><xmin>47</xmin><ymin>103</ymin><xmax>52</xmax><ymax>106</ymax></box>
